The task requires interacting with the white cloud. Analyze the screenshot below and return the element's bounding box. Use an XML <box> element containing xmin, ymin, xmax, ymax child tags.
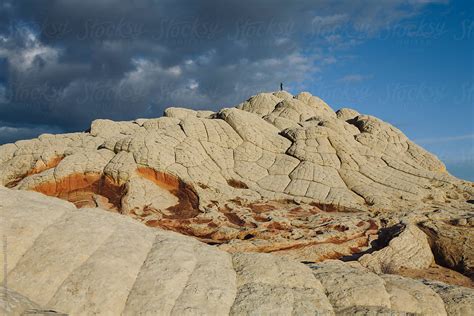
<box><xmin>187</xmin><ymin>79</ymin><xmax>199</xmax><ymax>90</ymax></box>
<box><xmin>167</xmin><ymin>65</ymin><xmax>182</xmax><ymax>76</ymax></box>
<box><xmin>1</xmin><ymin>27</ymin><xmax>61</xmax><ymax>71</ymax></box>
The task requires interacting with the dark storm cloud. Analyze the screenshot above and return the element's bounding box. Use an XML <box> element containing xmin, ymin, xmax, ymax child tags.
<box><xmin>0</xmin><ymin>0</ymin><xmax>446</xmax><ymax>142</ymax></box>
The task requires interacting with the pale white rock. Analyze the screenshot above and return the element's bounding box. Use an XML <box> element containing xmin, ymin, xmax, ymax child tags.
<box><xmin>0</xmin><ymin>91</ymin><xmax>468</xmax><ymax>216</ymax></box>
<box><xmin>294</xmin><ymin>92</ymin><xmax>336</xmax><ymax>118</ymax></box>
<box><xmin>309</xmin><ymin>260</ymin><xmax>392</xmax><ymax>310</ymax></box>
<box><xmin>2</xmin><ymin>187</ymin><xmax>473</xmax><ymax>315</ymax></box>
<box><xmin>358</xmin><ymin>224</ymin><xmax>434</xmax><ymax>273</ymax></box>
<box><xmin>273</xmin><ymin>90</ymin><xmax>293</xmax><ymax>100</ymax></box>
<box><xmin>266</xmin><ymin>98</ymin><xmax>336</xmax><ymax>127</ymax></box>
<box><xmin>0</xmin><ymin>288</ymin><xmax>43</xmax><ymax>316</ymax></box>
<box><xmin>231</xmin><ymin>252</ymin><xmax>333</xmax><ymax>315</ymax></box>
<box><xmin>90</xmin><ymin>119</ymin><xmax>142</xmax><ymax>139</ymax></box>
<box><xmin>0</xmin><ymin>189</ymin><xmax>76</xmax><ymax>281</ymax></box>
<box><xmin>382</xmin><ymin>274</ymin><xmax>447</xmax><ymax>315</ymax></box>
<box><xmin>0</xmin><ymin>91</ymin><xmax>473</xmax><ymax>273</ymax></box>
<box><xmin>219</xmin><ymin>107</ymin><xmax>292</xmax><ymax>153</ymax></box>
<box><xmin>0</xmin><ymin>143</ymin><xmax>17</xmax><ymax>164</ymax></box>
<box><xmin>47</xmin><ymin>216</ymin><xmax>156</xmax><ymax>315</ymax></box>
<box><xmin>142</xmin><ymin>117</ymin><xmax>181</xmax><ymax>130</ymax></box>
<box><xmin>103</xmin><ymin>151</ymin><xmax>137</xmax><ymax>184</ymax></box>
<box><xmin>336</xmin><ymin>108</ymin><xmax>360</xmax><ymax>121</ymax></box>
<box><xmin>6</xmin><ymin>208</ymin><xmax>120</xmax><ymax>306</ymax></box>
<box><xmin>164</xmin><ymin>107</ymin><xmax>200</xmax><ymax>119</ymax></box>
<box><xmin>423</xmin><ymin>279</ymin><xmax>474</xmax><ymax>316</ymax></box>
<box><xmin>121</xmin><ymin>176</ymin><xmax>179</xmax><ymax>216</ymax></box>
<box><xmin>237</xmin><ymin>92</ymin><xmax>283</xmax><ymax>116</ymax></box>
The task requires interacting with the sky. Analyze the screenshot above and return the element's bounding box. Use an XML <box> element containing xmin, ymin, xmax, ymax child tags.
<box><xmin>0</xmin><ymin>0</ymin><xmax>473</xmax><ymax>180</ymax></box>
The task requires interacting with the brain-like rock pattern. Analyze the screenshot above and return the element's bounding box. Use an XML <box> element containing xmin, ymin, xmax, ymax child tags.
<box><xmin>2</xmin><ymin>187</ymin><xmax>473</xmax><ymax>316</ymax></box>
<box><xmin>0</xmin><ymin>90</ymin><xmax>473</xmax><ymax>263</ymax></box>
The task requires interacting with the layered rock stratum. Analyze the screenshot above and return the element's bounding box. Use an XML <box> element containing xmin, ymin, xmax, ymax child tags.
<box><xmin>1</xmin><ymin>187</ymin><xmax>473</xmax><ymax>315</ymax></box>
<box><xmin>1</xmin><ymin>91</ymin><xmax>473</xmax><ymax>315</ymax></box>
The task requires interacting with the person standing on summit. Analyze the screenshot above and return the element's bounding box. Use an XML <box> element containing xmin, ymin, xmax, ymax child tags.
<box><xmin>280</xmin><ymin>82</ymin><xmax>283</xmax><ymax>91</ymax></box>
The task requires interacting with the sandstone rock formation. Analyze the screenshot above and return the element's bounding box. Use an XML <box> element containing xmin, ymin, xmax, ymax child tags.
<box><xmin>419</xmin><ymin>218</ymin><xmax>474</xmax><ymax>278</ymax></box>
<box><xmin>0</xmin><ymin>91</ymin><xmax>472</xmax><ymax>264</ymax></box>
<box><xmin>2</xmin><ymin>187</ymin><xmax>473</xmax><ymax>315</ymax></box>
<box><xmin>358</xmin><ymin>223</ymin><xmax>434</xmax><ymax>273</ymax></box>
<box><xmin>1</xmin><ymin>91</ymin><xmax>474</xmax><ymax>315</ymax></box>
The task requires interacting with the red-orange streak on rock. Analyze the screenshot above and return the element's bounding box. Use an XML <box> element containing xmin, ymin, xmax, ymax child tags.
<box><xmin>136</xmin><ymin>167</ymin><xmax>200</xmax><ymax>219</ymax></box>
<box><xmin>27</xmin><ymin>156</ymin><xmax>64</xmax><ymax>176</ymax></box>
<box><xmin>5</xmin><ymin>156</ymin><xmax>64</xmax><ymax>188</ymax></box>
<box><xmin>32</xmin><ymin>172</ymin><xmax>125</xmax><ymax>211</ymax></box>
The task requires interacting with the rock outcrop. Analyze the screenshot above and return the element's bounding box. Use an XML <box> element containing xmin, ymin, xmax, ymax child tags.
<box><xmin>0</xmin><ymin>91</ymin><xmax>472</xmax><ymax>263</ymax></box>
<box><xmin>419</xmin><ymin>218</ymin><xmax>474</xmax><ymax>278</ymax></box>
<box><xmin>358</xmin><ymin>223</ymin><xmax>434</xmax><ymax>273</ymax></box>
<box><xmin>1</xmin><ymin>91</ymin><xmax>474</xmax><ymax>315</ymax></box>
<box><xmin>2</xmin><ymin>187</ymin><xmax>473</xmax><ymax>316</ymax></box>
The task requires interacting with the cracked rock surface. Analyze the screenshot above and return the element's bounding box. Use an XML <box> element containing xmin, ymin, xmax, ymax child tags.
<box><xmin>2</xmin><ymin>187</ymin><xmax>473</xmax><ymax>316</ymax></box>
<box><xmin>1</xmin><ymin>91</ymin><xmax>474</xmax><ymax>315</ymax></box>
<box><xmin>1</xmin><ymin>91</ymin><xmax>472</xmax><ymax>263</ymax></box>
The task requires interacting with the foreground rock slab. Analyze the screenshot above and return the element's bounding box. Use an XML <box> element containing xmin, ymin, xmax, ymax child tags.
<box><xmin>1</xmin><ymin>187</ymin><xmax>474</xmax><ymax>315</ymax></box>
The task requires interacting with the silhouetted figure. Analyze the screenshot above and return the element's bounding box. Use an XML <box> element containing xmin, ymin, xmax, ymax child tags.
<box><xmin>280</xmin><ymin>82</ymin><xmax>283</xmax><ymax>91</ymax></box>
